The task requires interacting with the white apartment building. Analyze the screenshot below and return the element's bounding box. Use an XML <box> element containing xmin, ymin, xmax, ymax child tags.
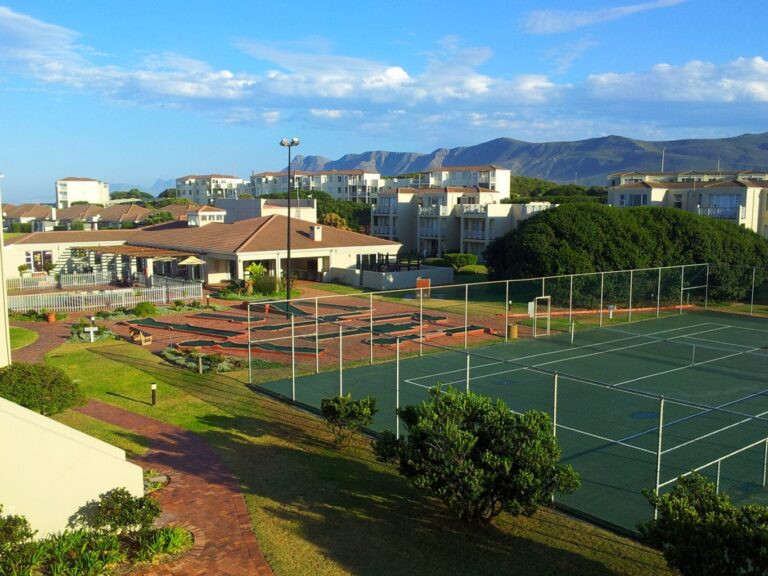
<box><xmin>55</xmin><ymin>177</ymin><xmax>109</xmax><ymax>209</ymax></box>
<box><xmin>607</xmin><ymin>172</ymin><xmax>768</xmax><ymax>237</ymax></box>
<box><xmin>176</xmin><ymin>174</ymin><xmax>248</xmax><ymax>204</ymax></box>
<box><xmin>372</xmin><ymin>187</ymin><xmax>552</xmax><ymax>261</ymax></box>
<box><xmin>384</xmin><ymin>165</ymin><xmax>512</xmax><ymax>198</ymax></box>
<box><xmin>250</xmin><ymin>170</ymin><xmax>384</xmax><ymax>203</ymax></box>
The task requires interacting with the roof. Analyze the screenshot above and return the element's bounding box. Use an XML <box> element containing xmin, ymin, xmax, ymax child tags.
<box><xmin>4</xmin><ymin>230</ymin><xmax>140</xmax><ymax>245</ymax></box>
<box><xmin>614</xmin><ymin>179</ymin><xmax>767</xmax><ymax>191</ymax></box>
<box><xmin>56</xmin><ymin>204</ymin><xmax>103</xmax><ymax>220</ymax></box>
<box><xmin>98</xmin><ymin>204</ymin><xmax>151</xmax><ymax>222</ymax></box>
<box><xmin>57</xmin><ymin>177</ymin><xmax>104</xmax><ymax>183</ymax></box>
<box><xmin>3</xmin><ymin>204</ymin><xmax>53</xmax><ymax>219</ymax></box>
<box><xmin>129</xmin><ymin>214</ymin><xmax>399</xmax><ymax>255</ymax></box>
<box><xmin>82</xmin><ymin>245</ymin><xmax>195</xmax><ymax>258</ymax></box>
<box><xmin>422</xmin><ymin>165</ymin><xmax>506</xmax><ymax>173</ymax></box>
<box><xmin>381</xmin><ymin>186</ymin><xmax>493</xmax><ymax>196</ymax></box>
<box><xmin>187</xmin><ymin>205</ymin><xmax>226</xmax><ymax>213</ymax></box>
<box><xmin>177</xmin><ymin>174</ymin><xmax>241</xmax><ymax>181</ymax></box>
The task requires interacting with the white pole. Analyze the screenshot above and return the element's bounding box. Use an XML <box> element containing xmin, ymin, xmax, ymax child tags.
<box><xmin>570</xmin><ymin>321</ymin><xmax>575</xmax><ymax>344</ymax></box>
<box><xmin>315</xmin><ymin>297</ymin><xmax>320</xmax><ymax>374</ymax></box>
<box><xmin>464</xmin><ymin>283</ymin><xmax>469</xmax><ymax>349</ymax></box>
<box><xmin>716</xmin><ymin>461</ymin><xmax>721</xmax><ymax>494</ymax></box>
<box><xmin>504</xmin><ymin>281</ymin><xmax>510</xmax><ymax>344</ymax></box>
<box><xmin>396</xmin><ymin>338</ymin><xmax>401</xmax><ymax>439</ymax></box>
<box><xmin>247</xmin><ymin>303</ymin><xmax>253</xmax><ymax>385</ymax></box>
<box><xmin>679</xmin><ymin>265</ymin><xmax>685</xmax><ymax>314</ymax></box>
<box><xmin>553</xmin><ymin>373</ymin><xmax>559</xmax><ymax>437</ymax></box>
<box><xmin>763</xmin><ymin>439</ymin><xmax>768</xmax><ymax>487</ymax></box>
<box><xmin>628</xmin><ymin>269</ymin><xmax>634</xmax><ymax>323</ymax></box>
<box><xmin>568</xmin><ymin>275</ymin><xmax>574</xmax><ymax>327</ymax></box>
<box><xmin>465</xmin><ymin>353</ymin><xmax>470</xmax><ymax>394</ymax></box>
<box><xmin>419</xmin><ymin>287</ymin><xmax>424</xmax><ymax>356</ymax></box>
<box><xmin>704</xmin><ymin>263</ymin><xmax>710</xmax><ymax>310</ymax></box>
<box><xmin>369</xmin><ymin>292</ymin><xmax>374</xmax><ymax>364</ymax></box>
<box><xmin>751</xmin><ymin>267</ymin><xmax>757</xmax><ymax>316</ymax></box>
<box><xmin>654</xmin><ymin>397</ymin><xmax>665</xmax><ymax>520</ymax></box>
<box><xmin>338</xmin><ymin>324</ymin><xmax>343</xmax><ymax>396</ymax></box>
<box><xmin>691</xmin><ymin>344</ymin><xmax>696</xmax><ymax>366</ymax></box>
<box><xmin>290</xmin><ymin>314</ymin><xmax>296</xmax><ymax>401</ymax></box>
<box><xmin>599</xmin><ymin>272</ymin><xmax>605</xmax><ymax>327</ymax></box>
<box><xmin>656</xmin><ymin>267</ymin><xmax>662</xmax><ymax>319</ymax></box>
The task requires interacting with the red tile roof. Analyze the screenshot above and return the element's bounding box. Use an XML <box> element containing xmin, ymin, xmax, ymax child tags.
<box><xmin>4</xmin><ymin>230</ymin><xmax>140</xmax><ymax>245</ymax></box>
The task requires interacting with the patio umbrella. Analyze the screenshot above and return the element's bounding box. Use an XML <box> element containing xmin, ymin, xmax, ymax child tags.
<box><xmin>177</xmin><ymin>255</ymin><xmax>206</xmax><ymax>280</ymax></box>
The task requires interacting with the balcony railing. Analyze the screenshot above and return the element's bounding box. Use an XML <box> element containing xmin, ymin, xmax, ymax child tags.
<box><xmin>697</xmin><ymin>205</ymin><xmax>745</xmax><ymax>220</ymax></box>
<box><xmin>418</xmin><ymin>205</ymin><xmax>451</xmax><ymax>217</ymax></box>
<box><xmin>419</xmin><ymin>227</ymin><xmax>446</xmax><ymax>238</ymax></box>
<box><xmin>461</xmin><ymin>204</ymin><xmax>487</xmax><ymax>215</ymax></box>
<box><xmin>373</xmin><ymin>204</ymin><xmax>397</xmax><ymax>215</ymax></box>
<box><xmin>463</xmin><ymin>229</ymin><xmax>486</xmax><ymax>240</ymax></box>
<box><xmin>372</xmin><ymin>226</ymin><xmax>391</xmax><ymax>236</ymax></box>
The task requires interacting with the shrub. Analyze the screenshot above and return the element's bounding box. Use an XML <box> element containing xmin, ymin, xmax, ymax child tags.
<box><xmin>172</xmin><ymin>299</ymin><xmax>185</xmax><ymax>310</ymax></box>
<box><xmin>17</xmin><ymin>264</ymin><xmax>29</xmax><ymax>274</ymax></box>
<box><xmin>40</xmin><ymin>529</ymin><xmax>124</xmax><ymax>575</ymax></box>
<box><xmin>69</xmin><ymin>319</ymin><xmax>115</xmax><ymax>343</ymax></box>
<box><xmin>73</xmin><ymin>488</ymin><xmax>161</xmax><ymax>536</ymax></box>
<box><xmin>640</xmin><ymin>473</ymin><xmax>768</xmax><ymax>576</ymax></box>
<box><xmin>0</xmin><ymin>363</ymin><xmax>85</xmax><ymax>415</ymax></box>
<box><xmin>320</xmin><ymin>394</ymin><xmax>378</xmax><ymax>448</ymax></box>
<box><xmin>376</xmin><ymin>386</ymin><xmax>580</xmax><ymax>523</ymax></box>
<box><xmin>132</xmin><ymin>301</ymin><xmax>157</xmax><ymax>317</ymax></box>
<box><xmin>422</xmin><ymin>257</ymin><xmax>452</xmax><ymax>268</ymax></box>
<box><xmin>0</xmin><ymin>504</ymin><xmax>40</xmax><ymax>574</ymax></box>
<box><xmin>134</xmin><ymin>526</ymin><xmax>192</xmax><ymax>562</ymax></box>
<box><xmin>443</xmin><ymin>253</ymin><xmax>478</xmax><ymax>271</ymax></box>
<box><xmin>457</xmin><ymin>264</ymin><xmax>488</xmax><ymax>275</ymax></box>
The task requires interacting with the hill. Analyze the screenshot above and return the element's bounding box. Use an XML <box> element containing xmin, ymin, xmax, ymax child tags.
<box><xmin>291</xmin><ymin>132</ymin><xmax>768</xmax><ymax>185</ymax></box>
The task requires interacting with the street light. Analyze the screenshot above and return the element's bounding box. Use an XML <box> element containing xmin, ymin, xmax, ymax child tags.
<box><xmin>280</xmin><ymin>137</ymin><xmax>300</xmax><ymax>301</ymax></box>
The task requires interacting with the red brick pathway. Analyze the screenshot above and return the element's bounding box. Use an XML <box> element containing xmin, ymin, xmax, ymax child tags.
<box><xmin>76</xmin><ymin>400</ymin><xmax>272</xmax><ymax>576</ymax></box>
<box><xmin>10</xmin><ymin>319</ymin><xmax>78</xmax><ymax>363</ymax></box>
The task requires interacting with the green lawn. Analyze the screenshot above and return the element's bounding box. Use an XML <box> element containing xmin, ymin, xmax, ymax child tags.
<box><xmin>53</xmin><ymin>410</ymin><xmax>150</xmax><ymax>458</ymax></box>
<box><xmin>47</xmin><ymin>341</ymin><xmax>672</xmax><ymax>575</ymax></box>
<box><xmin>10</xmin><ymin>326</ymin><xmax>39</xmax><ymax>350</ymax></box>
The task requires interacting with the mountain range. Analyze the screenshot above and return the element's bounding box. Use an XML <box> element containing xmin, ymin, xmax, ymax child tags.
<box><xmin>290</xmin><ymin>132</ymin><xmax>768</xmax><ymax>186</ymax></box>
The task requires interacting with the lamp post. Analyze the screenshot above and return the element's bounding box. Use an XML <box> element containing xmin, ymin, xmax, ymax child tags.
<box><xmin>280</xmin><ymin>137</ymin><xmax>300</xmax><ymax>301</ymax></box>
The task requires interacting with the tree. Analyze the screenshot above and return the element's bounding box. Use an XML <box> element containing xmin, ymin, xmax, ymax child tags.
<box><xmin>111</xmin><ymin>189</ymin><xmax>154</xmax><ymax>200</ymax></box>
<box><xmin>321</xmin><ymin>394</ymin><xmax>377</xmax><ymax>448</ymax></box>
<box><xmin>141</xmin><ymin>211</ymin><xmax>175</xmax><ymax>226</ymax></box>
<box><xmin>640</xmin><ymin>473</ymin><xmax>768</xmax><ymax>576</ymax></box>
<box><xmin>0</xmin><ymin>363</ymin><xmax>85</xmax><ymax>416</ymax></box>
<box><xmin>244</xmin><ymin>262</ymin><xmax>267</xmax><ymax>295</ymax></box>
<box><xmin>443</xmin><ymin>253</ymin><xmax>478</xmax><ymax>271</ymax></box>
<box><xmin>321</xmin><ymin>212</ymin><xmax>350</xmax><ymax>230</ymax></box>
<box><xmin>158</xmin><ymin>188</ymin><xmax>178</xmax><ymax>198</ymax></box>
<box><xmin>375</xmin><ymin>387</ymin><xmax>579</xmax><ymax>523</ymax></box>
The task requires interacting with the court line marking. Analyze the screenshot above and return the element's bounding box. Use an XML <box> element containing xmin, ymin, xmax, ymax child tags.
<box><xmin>662</xmin><ymin>405</ymin><xmax>768</xmax><ymax>455</ymax></box>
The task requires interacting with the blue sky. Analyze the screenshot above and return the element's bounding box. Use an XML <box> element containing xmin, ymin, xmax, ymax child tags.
<box><xmin>1</xmin><ymin>0</ymin><xmax>767</xmax><ymax>202</ymax></box>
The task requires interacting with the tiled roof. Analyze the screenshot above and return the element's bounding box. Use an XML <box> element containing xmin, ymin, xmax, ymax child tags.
<box><xmin>4</xmin><ymin>230</ymin><xmax>140</xmax><ymax>245</ymax></box>
<box><xmin>98</xmin><ymin>204</ymin><xmax>151</xmax><ymax>222</ymax></box>
<box><xmin>57</xmin><ymin>177</ymin><xmax>103</xmax><ymax>182</ymax></box>
<box><xmin>3</xmin><ymin>204</ymin><xmax>54</xmax><ymax>219</ymax></box>
<box><xmin>188</xmin><ymin>205</ymin><xmax>226</xmax><ymax>213</ymax></box>
<box><xmin>129</xmin><ymin>215</ymin><xmax>399</xmax><ymax>255</ymax></box>
<box><xmin>57</xmin><ymin>204</ymin><xmax>103</xmax><ymax>220</ymax></box>
<box><xmin>615</xmin><ymin>179</ymin><xmax>767</xmax><ymax>190</ymax></box>
<box><xmin>423</xmin><ymin>165</ymin><xmax>505</xmax><ymax>173</ymax></box>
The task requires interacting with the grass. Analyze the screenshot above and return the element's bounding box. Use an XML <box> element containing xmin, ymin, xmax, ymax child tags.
<box><xmin>53</xmin><ymin>410</ymin><xmax>150</xmax><ymax>458</ymax></box>
<box><xmin>10</xmin><ymin>326</ymin><xmax>38</xmax><ymax>350</ymax></box>
<box><xmin>47</xmin><ymin>340</ymin><xmax>672</xmax><ymax>575</ymax></box>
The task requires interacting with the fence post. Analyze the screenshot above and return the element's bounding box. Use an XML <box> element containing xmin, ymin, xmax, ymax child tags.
<box><xmin>465</xmin><ymin>353</ymin><xmax>470</xmax><ymax>394</ymax></box>
<box><xmin>656</xmin><ymin>267</ymin><xmax>662</xmax><ymax>319</ymax></box>
<box><xmin>338</xmin><ymin>324</ymin><xmax>343</xmax><ymax>396</ymax></box>
<box><xmin>504</xmin><ymin>280</ymin><xmax>510</xmax><ymax>344</ymax></box>
<box><xmin>291</xmin><ymin>315</ymin><xmax>296</xmax><ymax>402</ymax></box>
<box><xmin>628</xmin><ymin>269</ymin><xmax>634</xmax><ymax>323</ymax></box>
<box><xmin>751</xmin><ymin>267</ymin><xmax>757</xmax><ymax>316</ymax></box>
<box><xmin>704</xmin><ymin>263</ymin><xmax>710</xmax><ymax>310</ymax></box>
<box><xmin>553</xmin><ymin>373</ymin><xmax>559</xmax><ymax>438</ymax></box>
<box><xmin>679</xmin><ymin>265</ymin><xmax>685</xmax><ymax>314</ymax></box>
<box><xmin>599</xmin><ymin>272</ymin><xmax>605</xmax><ymax>327</ymax></box>
<box><xmin>464</xmin><ymin>283</ymin><xmax>469</xmax><ymax>350</ymax></box>
<box><xmin>654</xmin><ymin>397</ymin><xmax>665</xmax><ymax>520</ymax></box>
<box><xmin>763</xmin><ymin>439</ymin><xmax>768</xmax><ymax>488</ymax></box>
<box><xmin>716</xmin><ymin>461</ymin><xmax>721</xmax><ymax>494</ymax></box>
<box><xmin>419</xmin><ymin>287</ymin><xmax>424</xmax><ymax>357</ymax></box>
<box><xmin>369</xmin><ymin>292</ymin><xmax>374</xmax><ymax>364</ymax></box>
<box><xmin>315</xmin><ymin>297</ymin><xmax>320</xmax><ymax>374</ymax></box>
<box><xmin>395</xmin><ymin>337</ymin><xmax>401</xmax><ymax>439</ymax></box>
<box><xmin>247</xmin><ymin>303</ymin><xmax>253</xmax><ymax>385</ymax></box>
<box><xmin>568</xmin><ymin>275</ymin><xmax>574</xmax><ymax>327</ymax></box>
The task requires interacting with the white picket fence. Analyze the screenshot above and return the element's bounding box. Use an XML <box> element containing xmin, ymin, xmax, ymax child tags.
<box><xmin>59</xmin><ymin>271</ymin><xmax>117</xmax><ymax>289</ymax></box>
<box><xmin>7</xmin><ymin>282</ymin><xmax>203</xmax><ymax>312</ymax></box>
<box><xmin>7</xmin><ymin>271</ymin><xmax>118</xmax><ymax>292</ymax></box>
<box><xmin>6</xmin><ymin>276</ymin><xmax>58</xmax><ymax>292</ymax></box>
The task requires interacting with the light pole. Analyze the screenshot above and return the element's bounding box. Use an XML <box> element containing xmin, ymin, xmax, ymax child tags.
<box><xmin>280</xmin><ymin>137</ymin><xmax>300</xmax><ymax>301</ymax></box>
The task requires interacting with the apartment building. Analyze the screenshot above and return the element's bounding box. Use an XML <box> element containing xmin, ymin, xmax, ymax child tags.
<box><xmin>250</xmin><ymin>170</ymin><xmax>384</xmax><ymax>203</ymax></box>
<box><xmin>176</xmin><ymin>174</ymin><xmax>248</xmax><ymax>204</ymax></box>
<box><xmin>371</xmin><ymin>187</ymin><xmax>552</xmax><ymax>260</ymax></box>
<box><xmin>55</xmin><ymin>177</ymin><xmax>109</xmax><ymax>209</ymax></box>
<box><xmin>384</xmin><ymin>165</ymin><xmax>512</xmax><ymax>198</ymax></box>
<box><xmin>607</xmin><ymin>171</ymin><xmax>768</xmax><ymax>237</ymax></box>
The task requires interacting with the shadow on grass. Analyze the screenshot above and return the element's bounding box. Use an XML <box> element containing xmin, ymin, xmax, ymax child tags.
<box><xmin>106</xmin><ymin>391</ymin><xmax>153</xmax><ymax>406</ymax></box>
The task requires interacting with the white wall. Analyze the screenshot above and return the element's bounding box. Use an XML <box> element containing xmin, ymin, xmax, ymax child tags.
<box><xmin>362</xmin><ymin>265</ymin><xmax>454</xmax><ymax>290</ymax></box>
<box><xmin>328</xmin><ymin>267</ymin><xmax>361</xmax><ymax>286</ymax></box>
<box><xmin>0</xmin><ymin>398</ymin><xmax>143</xmax><ymax>537</ymax></box>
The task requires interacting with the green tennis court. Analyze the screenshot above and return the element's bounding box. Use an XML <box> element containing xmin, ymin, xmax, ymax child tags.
<box><xmin>259</xmin><ymin>309</ymin><xmax>768</xmax><ymax>533</ymax></box>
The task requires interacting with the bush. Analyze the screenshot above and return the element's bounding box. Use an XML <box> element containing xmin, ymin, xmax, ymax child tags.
<box><xmin>376</xmin><ymin>386</ymin><xmax>580</xmax><ymax>523</ymax></box>
<box><xmin>422</xmin><ymin>257</ymin><xmax>452</xmax><ymax>268</ymax></box>
<box><xmin>0</xmin><ymin>363</ymin><xmax>85</xmax><ymax>415</ymax></box>
<box><xmin>132</xmin><ymin>301</ymin><xmax>157</xmax><ymax>317</ymax></box>
<box><xmin>73</xmin><ymin>488</ymin><xmax>161</xmax><ymax>536</ymax></box>
<box><xmin>443</xmin><ymin>253</ymin><xmax>478</xmax><ymax>271</ymax></box>
<box><xmin>640</xmin><ymin>473</ymin><xmax>768</xmax><ymax>576</ymax></box>
<box><xmin>320</xmin><ymin>394</ymin><xmax>378</xmax><ymax>448</ymax></box>
<box><xmin>40</xmin><ymin>529</ymin><xmax>124</xmax><ymax>575</ymax></box>
<box><xmin>69</xmin><ymin>319</ymin><xmax>115</xmax><ymax>343</ymax></box>
<box><xmin>457</xmin><ymin>264</ymin><xmax>488</xmax><ymax>275</ymax></box>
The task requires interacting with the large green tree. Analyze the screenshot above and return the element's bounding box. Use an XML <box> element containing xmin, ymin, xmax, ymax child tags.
<box><xmin>485</xmin><ymin>204</ymin><xmax>768</xmax><ymax>300</ymax></box>
<box><xmin>375</xmin><ymin>387</ymin><xmax>579</xmax><ymax>523</ymax></box>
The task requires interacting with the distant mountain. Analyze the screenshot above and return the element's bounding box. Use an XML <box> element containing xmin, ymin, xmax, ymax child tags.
<box><xmin>291</xmin><ymin>132</ymin><xmax>768</xmax><ymax>185</ymax></box>
<box><xmin>149</xmin><ymin>178</ymin><xmax>176</xmax><ymax>195</ymax></box>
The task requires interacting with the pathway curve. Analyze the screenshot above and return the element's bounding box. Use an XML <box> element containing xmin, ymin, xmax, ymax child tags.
<box><xmin>76</xmin><ymin>399</ymin><xmax>272</xmax><ymax>576</ymax></box>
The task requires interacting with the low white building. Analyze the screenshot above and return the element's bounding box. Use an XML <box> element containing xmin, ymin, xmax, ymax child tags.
<box><xmin>176</xmin><ymin>174</ymin><xmax>248</xmax><ymax>204</ymax></box>
<box><xmin>384</xmin><ymin>165</ymin><xmax>512</xmax><ymax>198</ymax></box>
<box><xmin>55</xmin><ymin>177</ymin><xmax>109</xmax><ymax>209</ymax></box>
<box><xmin>250</xmin><ymin>170</ymin><xmax>384</xmax><ymax>203</ymax></box>
<box><xmin>215</xmin><ymin>198</ymin><xmax>317</xmax><ymax>223</ymax></box>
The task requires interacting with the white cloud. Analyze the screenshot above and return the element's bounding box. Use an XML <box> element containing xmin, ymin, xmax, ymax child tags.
<box><xmin>523</xmin><ymin>0</ymin><xmax>687</xmax><ymax>34</ymax></box>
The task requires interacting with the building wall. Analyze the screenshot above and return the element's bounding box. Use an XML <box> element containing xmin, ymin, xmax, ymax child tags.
<box><xmin>176</xmin><ymin>176</ymin><xmax>247</xmax><ymax>204</ymax></box>
<box><xmin>215</xmin><ymin>198</ymin><xmax>317</xmax><ymax>224</ymax></box>
<box><xmin>4</xmin><ymin>239</ymin><xmax>128</xmax><ymax>278</ymax></box>
<box><xmin>0</xmin><ymin>397</ymin><xmax>143</xmax><ymax>538</ymax></box>
<box><xmin>55</xmin><ymin>180</ymin><xmax>109</xmax><ymax>209</ymax></box>
<box><xmin>361</xmin><ymin>266</ymin><xmax>454</xmax><ymax>290</ymax></box>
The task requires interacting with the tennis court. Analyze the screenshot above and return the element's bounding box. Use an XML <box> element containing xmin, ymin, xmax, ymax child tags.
<box><xmin>259</xmin><ymin>307</ymin><xmax>768</xmax><ymax>533</ymax></box>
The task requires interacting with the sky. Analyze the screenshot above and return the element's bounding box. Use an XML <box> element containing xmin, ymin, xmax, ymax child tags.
<box><xmin>1</xmin><ymin>0</ymin><xmax>767</xmax><ymax>202</ymax></box>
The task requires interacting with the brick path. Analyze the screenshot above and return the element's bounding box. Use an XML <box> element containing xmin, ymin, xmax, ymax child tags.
<box><xmin>10</xmin><ymin>318</ymin><xmax>78</xmax><ymax>363</ymax></box>
<box><xmin>76</xmin><ymin>400</ymin><xmax>272</xmax><ymax>576</ymax></box>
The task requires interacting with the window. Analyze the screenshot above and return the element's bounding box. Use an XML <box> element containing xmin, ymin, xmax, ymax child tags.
<box><xmin>25</xmin><ymin>250</ymin><xmax>53</xmax><ymax>272</ymax></box>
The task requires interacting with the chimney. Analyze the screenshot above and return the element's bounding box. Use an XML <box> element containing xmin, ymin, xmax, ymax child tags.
<box><xmin>310</xmin><ymin>225</ymin><xmax>323</xmax><ymax>242</ymax></box>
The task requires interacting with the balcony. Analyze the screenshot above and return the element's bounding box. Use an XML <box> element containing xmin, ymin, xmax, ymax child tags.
<box><xmin>460</xmin><ymin>204</ymin><xmax>487</xmax><ymax>216</ymax></box>
<box><xmin>419</xmin><ymin>227</ymin><xmax>446</xmax><ymax>239</ymax></box>
<box><xmin>372</xmin><ymin>226</ymin><xmax>391</xmax><ymax>236</ymax></box>
<box><xmin>418</xmin><ymin>205</ymin><xmax>451</xmax><ymax>217</ymax></box>
<box><xmin>697</xmin><ymin>205</ymin><xmax>746</xmax><ymax>220</ymax></box>
<box><xmin>373</xmin><ymin>204</ymin><xmax>397</xmax><ymax>215</ymax></box>
<box><xmin>463</xmin><ymin>229</ymin><xmax>486</xmax><ymax>240</ymax></box>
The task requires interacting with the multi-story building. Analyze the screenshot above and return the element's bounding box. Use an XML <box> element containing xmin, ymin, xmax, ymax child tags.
<box><xmin>607</xmin><ymin>171</ymin><xmax>768</xmax><ymax>237</ymax></box>
<box><xmin>384</xmin><ymin>165</ymin><xmax>512</xmax><ymax>198</ymax></box>
<box><xmin>176</xmin><ymin>174</ymin><xmax>248</xmax><ymax>204</ymax></box>
<box><xmin>55</xmin><ymin>177</ymin><xmax>109</xmax><ymax>209</ymax></box>
<box><xmin>250</xmin><ymin>170</ymin><xmax>384</xmax><ymax>203</ymax></box>
<box><xmin>371</xmin><ymin>187</ymin><xmax>552</xmax><ymax>260</ymax></box>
